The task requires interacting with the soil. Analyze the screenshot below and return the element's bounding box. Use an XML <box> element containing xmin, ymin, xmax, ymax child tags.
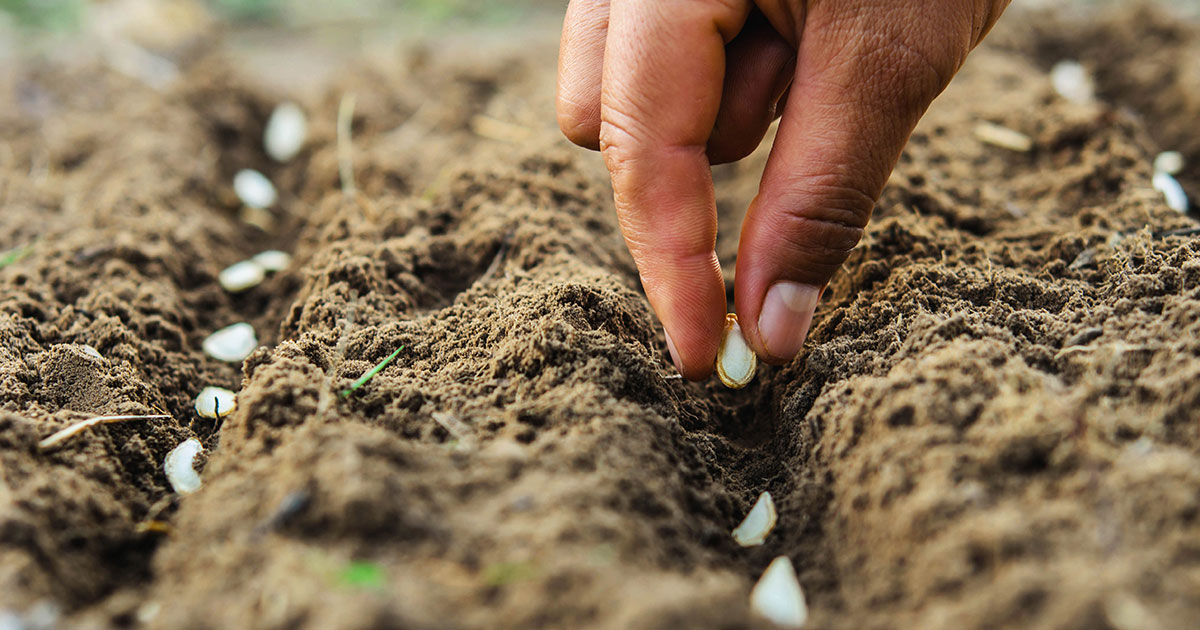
<box><xmin>2</xmin><ymin>3</ymin><xmax>1200</xmax><ymax>629</ymax></box>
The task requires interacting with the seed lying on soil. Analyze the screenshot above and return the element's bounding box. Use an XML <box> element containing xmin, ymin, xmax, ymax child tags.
<box><xmin>974</xmin><ymin>122</ymin><xmax>1033</xmax><ymax>152</ymax></box>
<box><xmin>165</xmin><ymin>438</ymin><xmax>203</xmax><ymax>494</ymax></box>
<box><xmin>264</xmin><ymin>102</ymin><xmax>307</xmax><ymax>163</ymax></box>
<box><xmin>203</xmin><ymin>323</ymin><xmax>258</xmax><ymax>363</ymax></box>
<box><xmin>1154</xmin><ymin>150</ymin><xmax>1184</xmax><ymax>176</ymax></box>
<box><xmin>750</xmin><ymin>556</ymin><xmax>808</xmax><ymax>629</ymax></box>
<box><xmin>194</xmin><ymin>386</ymin><xmax>237</xmax><ymax>419</ymax></box>
<box><xmin>251</xmin><ymin>250</ymin><xmax>292</xmax><ymax>272</ymax></box>
<box><xmin>1153</xmin><ymin>171</ymin><xmax>1189</xmax><ymax>213</ymax></box>
<box><xmin>218</xmin><ymin>260</ymin><xmax>266</xmax><ymax>293</ymax></box>
<box><xmin>716</xmin><ymin>313</ymin><xmax>757</xmax><ymax>389</ymax></box>
<box><xmin>79</xmin><ymin>344</ymin><xmax>103</xmax><ymax>361</ymax></box>
<box><xmin>233</xmin><ymin>169</ymin><xmax>277</xmax><ymax>209</ymax></box>
<box><xmin>1050</xmin><ymin>60</ymin><xmax>1095</xmax><ymax>105</ymax></box>
<box><xmin>732</xmin><ymin>491</ymin><xmax>778</xmax><ymax>547</ymax></box>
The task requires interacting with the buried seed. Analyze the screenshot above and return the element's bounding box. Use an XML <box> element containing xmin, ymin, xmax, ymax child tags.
<box><xmin>165</xmin><ymin>438</ymin><xmax>203</xmax><ymax>494</ymax></box>
<box><xmin>233</xmin><ymin>168</ymin><xmax>277</xmax><ymax>209</ymax></box>
<box><xmin>203</xmin><ymin>323</ymin><xmax>258</xmax><ymax>363</ymax></box>
<box><xmin>750</xmin><ymin>556</ymin><xmax>808</xmax><ymax>629</ymax></box>
<box><xmin>79</xmin><ymin>344</ymin><xmax>103</xmax><ymax>361</ymax></box>
<box><xmin>1153</xmin><ymin>171</ymin><xmax>1189</xmax><ymax>213</ymax></box>
<box><xmin>716</xmin><ymin>313</ymin><xmax>757</xmax><ymax>389</ymax></box>
<box><xmin>194</xmin><ymin>386</ymin><xmax>237</xmax><ymax>419</ymax></box>
<box><xmin>264</xmin><ymin>102</ymin><xmax>307</xmax><ymax>163</ymax></box>
<box><xmin>732</xmin><ymin>491</ymin><xmax>777</xmax><ymax>547</ymax></box>
<box><xmin>218</xmin><ymin>260</ymin><xmax>266</xmax><ymax>293</ymax></box>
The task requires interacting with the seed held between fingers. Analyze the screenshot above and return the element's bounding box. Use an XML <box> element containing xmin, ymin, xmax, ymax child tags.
<box><xmin>716</xmin><ymin>313</ymin><xmax>757</xmax><ymax>389</ymax></box>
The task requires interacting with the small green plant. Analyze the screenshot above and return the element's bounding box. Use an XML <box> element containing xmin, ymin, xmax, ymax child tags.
<box><xmin>0</xmin><ymin>241</ymin><xmax>34</xmax><ymax>270</ymax></box>
<box><xmin>209</xmin><ymin>0</ymin><xmax>279</xmax><ymax>21</ymax></box>
<box><xmin>339</xmin><ymin>561</ymin><xmax>386</xmax><ymax>591</ymax></box>
<box><xmin>483</xmin><ymin>560</ymin><xmax>536</xmax><ymax>587</ymax></box>
<box><xmin>340</xmin><ymin>345</ymin><xmax>404</xmax><ymax>398</ymax></box>
<box><xmin>0</xmin><ymin>0</ymin><xmax>83</xmax><ymax>31</ymax></box>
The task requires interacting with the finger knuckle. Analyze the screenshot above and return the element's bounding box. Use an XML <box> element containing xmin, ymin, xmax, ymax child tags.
<box><xmin>773</xmin><ymin>178</ymin><xmax>872</xmax><ymax>262</ymax></box>
<box><xmin>597</xmin><ymin>111</ymin><xmax>644</xmax><ymax>174</ymax></box>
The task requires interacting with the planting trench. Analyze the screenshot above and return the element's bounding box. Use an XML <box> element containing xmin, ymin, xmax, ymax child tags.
<box><xmin>2</xmin><ymin>4</ymin><xmax>1200</xmax><ymax>629</ymax></box>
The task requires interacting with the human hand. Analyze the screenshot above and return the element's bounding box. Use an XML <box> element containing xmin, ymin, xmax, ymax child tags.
<box><xmin>557</xmin><ymin>0</ymin><xmax>1009</xmax><ymax>379</ymax></box>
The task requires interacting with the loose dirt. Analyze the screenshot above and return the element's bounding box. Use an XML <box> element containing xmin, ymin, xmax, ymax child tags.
<box><xmin>1</xmin><ymin>3</ymin><xmax>1199</xmax><ymax>629</ymax></box>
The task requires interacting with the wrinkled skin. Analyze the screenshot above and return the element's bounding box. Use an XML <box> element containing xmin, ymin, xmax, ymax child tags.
<box><xmin>557</xmin><ymin>0</ymin><xmax>1011</xmax><ymax>379</ymax></box>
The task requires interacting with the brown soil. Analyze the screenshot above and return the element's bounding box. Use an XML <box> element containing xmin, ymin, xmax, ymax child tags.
<box><xmin>2</xmin><ymin>3</ymin><xmax>1200</xmax><ymax>629</ymax></box>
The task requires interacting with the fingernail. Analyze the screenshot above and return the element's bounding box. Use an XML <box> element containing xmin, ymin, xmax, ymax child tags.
<box><xmin>757</xmin><ymin>282</ymin><xmax>820</xmax><ymax>362</ymax></box>
<box><xmin>663</xmin><ymin>328</ymin><xmax>684</xmax><ymax>374</ymax></box>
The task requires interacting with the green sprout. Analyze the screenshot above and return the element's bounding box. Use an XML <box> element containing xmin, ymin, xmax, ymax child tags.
<box><xmin>482</xmin><ymin>560</ymin><xmax>536</xmax><ymax>587</ymax></box>
<box><xmin>338</xmin><ymin>561</ymin><xmax>386</xmax><ymax>591</ymax></box>
<box><xmin>0</xmin><ymin>241</ymin><xmax>34</xmax><ymax>270</ymax></box>
<box><xmin>0</xmin><ymin>0</ymin><xmax>84</xmax><ymax>31</ymax></box>
<box><xmin>340</xmin><ymin>345</ymin><xmax>404</xmax><ymax>398</ymax></box>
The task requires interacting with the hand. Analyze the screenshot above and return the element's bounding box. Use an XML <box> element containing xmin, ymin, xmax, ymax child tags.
<box><xmin>557</xmin><ymin>0</ymin><xmax>1009</xmax><ymax>379</ymax></box>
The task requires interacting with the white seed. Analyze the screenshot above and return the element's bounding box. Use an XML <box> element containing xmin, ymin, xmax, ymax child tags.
<box><xmin>194</xmin><ymin>386</ymin><xmax>237</xmax><ymax>419</ymax></box>
<box><xmin>716</xmin><ymin>313</ymin><xmax>757</xmax><ymax>389</ymax></box>
<box><xmin>251</xmin><ymin>250</ymin><xmax>292</xmax><ymax>272</ymax></box>
<box><xmin>233</xmin><ymin>169</ymin><xmax>277</xmax><ymax>209</ymax></box>
<box><xmin>732</xmin><ymin>491</ymin><xmax>778</xmax><ymax>547</ymax></box>
<box><xmin>264</xmin><ymin>102</ymin><xmax>308</xmax><ymax>163</ymax></box>
<box><xmin>218</xmin><ymin>260</ymin><xmax>266</xmax><ymax>293</ymax></box>
<box><xmin>164</xmin><ymin>438</ymin><xmax>203</xmax><ymax>494</ymax></box>
<box><xmin>1153</xmin><ymin>172</ymin><xmax>1189</xmax><ymax>213</ymax></box>
<box><xmin>79</xmin><ymin>344</ymin><xmax>103</xmax><ymax>361</ymax></box>
<box><xmin>750</xmin><ymin>556</ymin><xmax>808</xmax><ymax>629</ymax></box>
<box><xmin>202</xmin><ymin>323</ymin><xmax>258</xmax><ymax>363</ymax></box>
<box><xmin>1154</xmin><ymin>151</ymin><xmax>1184</xmax><ymax>176</ymax></box>
<box><xmin>974</xmin><ymin>122</ymin><xmax>1033</xmax><ymax>152</ymax></box>
<box><xmin>1050</xmin><ymin>60</ymin><xmax>1094</xmax><ymax>105</ymax></box>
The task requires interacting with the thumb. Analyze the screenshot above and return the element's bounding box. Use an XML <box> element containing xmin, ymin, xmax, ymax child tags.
<box><xmin>735</xmin><ymin>4</ymin><xmax>980</xmax><ymax>363</ymax></box>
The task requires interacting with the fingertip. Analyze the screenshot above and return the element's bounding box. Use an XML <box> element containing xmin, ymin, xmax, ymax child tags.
<box><xmin>645</xmin><ymin>257</ymin><xmax>726</xmax><ymax>381</ymax></box>
<box><xmin>556</xmin><ymin>100</ymin><xmax>602</xmax><ymax>150</ymax></box>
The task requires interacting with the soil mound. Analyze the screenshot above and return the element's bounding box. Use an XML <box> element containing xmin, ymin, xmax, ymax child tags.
<box><xmin>1</xmin><ymin>4</ymin><xmax>1198</xmax><ymax>629</ymax></box>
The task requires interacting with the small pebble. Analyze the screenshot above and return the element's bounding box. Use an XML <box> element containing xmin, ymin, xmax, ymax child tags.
<box><xmin>1154</xmin><ymin>151</ymin><xmax>1184</xmax><ymax>176</ymax></box>
<box><xmin>750</xmin><ymin>556</ymin><xmax>808</xmax><ymax>629</ymax></box>
<box><xmin>264</xmin><ymin>102</ymin><xmax>308</xmax><ymax>163</ymax></box>
<box><xmin>732</xmin><ymin>491</ymin><xmax>778</xmax><ymax>547</ymax></box>
<box><xmin>218</xmin><ymin>260</ymin><xmax>266</xmax><ymax>293</ymax></box>
<box><xmin>203</xmin><ymin>323</ymin><xmax>258</xmax><ymax>363</ymax></box>
<box><xmin>165</xmin><ymin>438</ymin><xmax>203</xmax><ymax>494</ymax></box>
<box><xmin>233</xmin><ymin>169</ymin><xmax>277</xmax><ymax>209</ymax></box>
<box><xmin>1152</xmin><ymin>172</ymin><xmax>1189</xmax><ymax>213</ymax></box>
<box><xmin>1050</xmin><ymin>60</ymin><xmax>1095</xmax><ymax>105</ymax></box>
<box><xmin>252</xmin><ymin>250</ymin><xmax>292</xmax><ymax>272</ymax></box>
<box><xmin>194</xmin><ymin>386</ymin><xmax>237</xmax><ymax>419</ymax></box>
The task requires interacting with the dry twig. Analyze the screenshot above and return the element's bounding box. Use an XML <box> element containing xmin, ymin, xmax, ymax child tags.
<box><xmin>39</xmin><ymin>414</ymin><xmax>171</xmax><ymax>451</ymax></box>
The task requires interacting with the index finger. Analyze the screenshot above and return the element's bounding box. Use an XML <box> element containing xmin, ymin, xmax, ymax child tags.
<box><xmin>599</xmin><ymin>0</ymin><xmax>750</xmax><ymax>380</ymax></box>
